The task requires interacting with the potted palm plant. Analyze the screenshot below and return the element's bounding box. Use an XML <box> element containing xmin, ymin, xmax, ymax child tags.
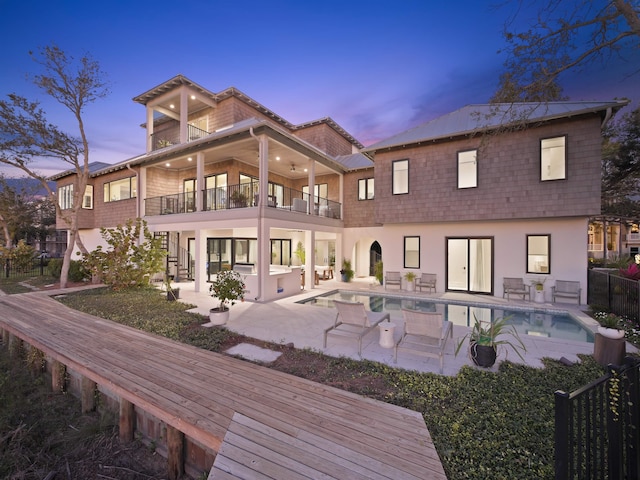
<box><xmin>455</xmin><ymin>314</ymin><xmax>527</xmax><ymax>368</ymax></box>
<box><xmin>205</xmin><ymin>270</ymin><xmax>246</xmax><ymax>326</ymax></box>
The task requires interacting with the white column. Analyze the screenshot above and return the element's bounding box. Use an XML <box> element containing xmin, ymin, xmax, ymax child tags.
<box><xmin>257</xmin><ymin>135</ymin><xmax>269</xmax><ymax>300</ymax></box>
<box><xmin>138</xmin><ymin>166</ymin><xmax>147</xmax><ymax>217</ymax></box>
<box><xmin>194</xmin><ymin>229</ymin><xmax>207</xmax><ymax>293</ymax></box>
<box><xmin>196</xmin><ymin>152</ymin><xmax>205</xmax><ymax>212</ymax></box>
<box><xmin>307</xmin><ymin>158</ymin><xmax>315</xmax><ymax>214</ymax></box>
<box><xmin>179</xmin><ymin>88</ymin><xmax>188</xmax><ymax>144</ymax></box>
<box><xmin>305</xmin><ymin>230</ymin><xmax>315</xmax><ymax>289</ymax></box>
<box><xmin>146</xmin><ymin>107</ymin><xmax>154</xmax><ymax>152</ymax></box>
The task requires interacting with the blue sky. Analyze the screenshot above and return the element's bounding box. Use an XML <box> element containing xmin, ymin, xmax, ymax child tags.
<box><xmin>1</xmin><ymin>0</ymin><xmax>638</xmax><ymax>177</ymax></box>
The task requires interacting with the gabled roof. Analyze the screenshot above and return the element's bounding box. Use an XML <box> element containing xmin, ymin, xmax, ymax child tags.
<box><xmin>363</xmin><ymin>100</ymin><xmax>629</xmax><ymax>152</ymax></box>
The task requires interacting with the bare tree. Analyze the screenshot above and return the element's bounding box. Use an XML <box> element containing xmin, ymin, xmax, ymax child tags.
<box><xmin>0</xmin><ymin>45</ymin><xmax>108</xmax><ymax>287</ymax></box>
<box><xmin>494</xmin><ymin>0</ymin><xmax>639</xmax><ymax>102</ymax></box>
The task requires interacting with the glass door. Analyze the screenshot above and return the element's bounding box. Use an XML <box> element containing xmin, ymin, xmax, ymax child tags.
<box><xmin>446</xmin><ymin>237</ymin><xmax>493</xmax><ymax>294</ymax></box>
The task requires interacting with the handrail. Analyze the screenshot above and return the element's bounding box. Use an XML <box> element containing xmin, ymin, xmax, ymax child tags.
<box><xmin>145</xmin><ymin>183</ymin><xmax>342</xmax><ymax>219</ymax></box>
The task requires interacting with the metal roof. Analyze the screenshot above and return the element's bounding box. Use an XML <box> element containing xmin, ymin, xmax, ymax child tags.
<box><xmin>334</xmin><ymin>153</ymin><xmax>374</xmax><ymax>170</ymax></box>
<box><xmin>363</xmin><ymin>100</ymin><xmax>630</xmax><ymax>152</ymax></box>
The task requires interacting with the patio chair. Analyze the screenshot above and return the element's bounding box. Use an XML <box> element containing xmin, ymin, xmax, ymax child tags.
<box><xmin>394</xmin><ymin>309</ymin><xmax>452</xmax><ymax>374</ymax></box>
<box><xmin>385</xmin><ymin>271</ymin><xmax>401</xmax><ymax>290</ymax></box>
<box><xmin>323</xmin><ymin>300</ymin><xmax>390</xmax><ymax>356</ymax></box>
<box><xmin>551</xmin><ymin>280</ymin><xmax>581</xmax><ymax>305</ymax></box>
<box><xmin>416</xmin><ymin>273</ymin><xmax>437</xmax><ymax>293</ymax></box>
<box><xmin>503</xmin><ymin>277</ymin><xmax>530</xmax><ymax>301</ymax></box>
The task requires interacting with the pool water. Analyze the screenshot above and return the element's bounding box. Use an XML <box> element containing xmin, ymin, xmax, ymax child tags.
<box><xmin>298</xmin><ymin>290</ymin><xmax>594</xmax><ymax>344</ymax></box>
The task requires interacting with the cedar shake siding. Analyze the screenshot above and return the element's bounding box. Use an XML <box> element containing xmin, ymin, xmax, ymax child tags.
<box><xmin>373</xmin><ymin>116</ymin><xmax>603</xmax><ymax>225</ymax></box>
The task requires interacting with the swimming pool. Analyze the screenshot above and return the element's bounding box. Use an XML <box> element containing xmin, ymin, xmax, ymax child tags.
<box><xmin>297</xmin><ymin>290</ymin><xmax>594</xmax><ymax>343</ymax></box>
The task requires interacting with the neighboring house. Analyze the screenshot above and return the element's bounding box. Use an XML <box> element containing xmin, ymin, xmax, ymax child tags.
<box><xmin>588</xmin><ymin>215</ymin><xmax>640</xmax><ymax>261</ymax></box>
<box><xmin>50</xmin><ymin>75</ymin><xmax>628</xmax><ymax>304</ymax></box>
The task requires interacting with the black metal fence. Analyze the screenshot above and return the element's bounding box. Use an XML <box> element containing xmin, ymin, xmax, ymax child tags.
<box><xmin>588</xmin><ymin>269</ymin><xmax>640</xmax><ymax>322</ymax></box>
<box><xmin>3</xmin><ymin>255</ymin><xmax>48</xmax><ymax>279</ymax></box>
<box><xmin>555</xmin><ymin>357</ymin><xmax>640</xmax><ymax>480</ymax></box>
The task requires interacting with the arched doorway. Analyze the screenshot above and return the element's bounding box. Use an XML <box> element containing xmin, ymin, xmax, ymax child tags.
<box><xmin>369</xmin><ymin>241</ymin><xmax>381</xmax><ymax>276</ymax></box>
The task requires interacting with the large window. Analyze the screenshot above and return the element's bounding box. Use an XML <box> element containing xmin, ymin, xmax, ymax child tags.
<box><xmin>404</xmin><ymin>236</ymin><xmax>420</xmax><ymax>269</ymax></box>
<box><xmin>103</xmin><ymin>177</ymin><xmax>137</xmax><ymax>202</ymax></box>
<box><xmin>393</xmin><ymin>160</ymin><xmax>409</xmax><ymax>195</ymax></box>
<box><xmin>541</xmin><ymin>136</ymin><xmax>566</xmax><ymax>181</ymax></box>
<box><xmin>358</xmin><ymin>178</ymin><xmax>374</xmax><ymax>200</ymax></box>
<box><xmin>527</xmin><ymin>234</ymin><xmax>550</xmax><ymax>274</ymax></box>
<box><xmin>457</xmin><ymin>149</ymin><xmax>477</xmax><ymax>188</ymax></box>
<box><xmin>58</xmin><ymin>184</ymin><xmax>93</xmax><ymax>210</ymax></box>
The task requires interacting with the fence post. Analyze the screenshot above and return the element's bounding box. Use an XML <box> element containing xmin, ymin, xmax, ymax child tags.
<box><xmin>555</xmin><ymin>390</ymin><xmax>570</xmax><ymax>480</ymax></box>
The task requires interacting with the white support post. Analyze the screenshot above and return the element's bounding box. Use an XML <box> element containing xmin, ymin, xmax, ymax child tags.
<box><xmin>196</xmin><ymin>152</ymin><xmax>205</xmax><ymax>212</ymax></box>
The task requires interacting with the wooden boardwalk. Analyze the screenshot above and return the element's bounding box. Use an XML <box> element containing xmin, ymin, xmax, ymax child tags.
<box><xmin>0</xmin><ymin>290</ymin><xmax>447</xmax><ymax>479</ymax></box>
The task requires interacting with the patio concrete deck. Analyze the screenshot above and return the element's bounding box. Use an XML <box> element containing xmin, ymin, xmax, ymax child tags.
<box><xmin>175</xmin><ymin>276</ymin><xmax>614</xmax><ymax>376</ymax></box>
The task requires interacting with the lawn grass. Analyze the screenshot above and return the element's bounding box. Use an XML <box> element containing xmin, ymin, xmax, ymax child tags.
<box><xmin>51</xmin><ymin>286</ymin><xmax>610</xmax><ymax>480</ymax></box>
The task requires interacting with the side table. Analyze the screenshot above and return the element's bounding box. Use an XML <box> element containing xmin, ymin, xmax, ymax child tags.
<box><xmin>379</xmin><ymin>322</ymin><xmax>396</xmax><ymax>348</ymax></box>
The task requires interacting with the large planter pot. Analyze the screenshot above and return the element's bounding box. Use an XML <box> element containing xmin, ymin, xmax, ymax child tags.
<box><xmin>167</xmin><ymin>288</ymin><xmax>180</xmax><ymax>301</ymax></box>
<box><xmin>597</xmin><ymin>326</ymin><xmax>625</xmax><ymax>340</ymax></box>
<box><xmin>205</xmin><ymin>307</ymin><xmax>229</xmax><ymax>326</ymax></box>
<box><xmin>341</xmin><ymin>273</ymin><xmax>349</xmax><ymax>282</ymax></box>
<box><xmin>470</xmin><ymin>342</ymin><xmax>497</xmax><ymax>368</ymax></box>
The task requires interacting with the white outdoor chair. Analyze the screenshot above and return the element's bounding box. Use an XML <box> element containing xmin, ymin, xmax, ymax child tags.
<box><xmin>385</xmin><ymin>271</ymin><xmax>401</xmax><ymax>290</ymax></box>
<box><xmin>394</xmin><ymin>309</ymin><xmax>452</xmax><ymax>374</ymax></box>
<box><xmin>323</xmin><ymin>300</ymin><xmax>390</xmax><ymax>356</ymax></box>
<box><xmin>552</xmin><ymin>280</ymin><xmax>581</xmax><ymax>304</ymax></box>
<box><xmin>503</xmin><ymin>277</ymin><xmax>530</xmax><ymax>301</ymax></box>
<box><xmin>416</xmin><ymin>273</ymin><xmax>437</xmax><ymax>293</ymax></box>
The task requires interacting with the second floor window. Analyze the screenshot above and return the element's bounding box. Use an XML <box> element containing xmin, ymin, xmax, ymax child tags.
<box><xmin>103</xmin><ymin>176</ymin><xmax>137</xmax><ymax>203</ymax></box>
<box><xmin>457</xmin><ymin>149</ymin><xmax>477</xmax><ymax>188</ymax></box>
<box><xmin>358</xmin><ymin>178</ymin><xmax>374</xmax><ymax>200</ymax></box>
<box><xmin>58</xmin><ymin>184</ymin><xmax>73</xmax><ymax>210</ymax></box>
<box><xmin>83</xmin><ymin>185</ymin><xmax>94</xmax><ymax>209</ymax></box>
<box><xmin>541</xmin><ymin>136</ymin><xmax>566</xmax><ymax>181</ymax></box>
<box><xmin>58</xmin><ymin>184</ymin><xmax>93</xmax><ymax>210</ymax></box>
<box><xmin>393</xmin><ymin>159</ymin><xmax>409</xmax><ymax>194</ymax></box>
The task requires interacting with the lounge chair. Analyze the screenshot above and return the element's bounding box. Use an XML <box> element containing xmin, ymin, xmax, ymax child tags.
<box><xmin>385</xmin><ymin>271</ymin><xmax>401</xmax><ymax>290</ymax></box>
<box><xmin>394</xmin><ymin>309</ymin><xmax>452</xmax><ymax>374</ymax></box>
<box><xmin>323</xmin><ymin>300</ymin><xmax>390</xmax><ymax>356</ymax></box>
<box><xmin>503</xmin><ymin>277</ymin><xmax>530</xmax><ymax>301</ymax></box>
<box><xmin>551</xmin><ymin>280</ymin><xmax>581</xmax><ymax>304</ymax></box>
<box><xmin>416</xmin><ymin>273</ymin><xmax>437</xmax><ymax>293</ymax></box>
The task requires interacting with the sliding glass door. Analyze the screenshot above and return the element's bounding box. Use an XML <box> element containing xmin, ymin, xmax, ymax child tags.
<box><xmin>446</xmin><ymin>237</ymin><xmax>493</xmax><ymax>294</ymax></box>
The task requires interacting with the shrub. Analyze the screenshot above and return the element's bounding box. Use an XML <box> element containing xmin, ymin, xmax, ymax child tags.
<box><xmin>68</xmin><ymin>260</ymin><xmax>89</xmax><ymax>282</ymax></box>
<box><xmin>47</xmin><ymin>258</ymin><xmax>63</xmax><ymax>278</ymax></box>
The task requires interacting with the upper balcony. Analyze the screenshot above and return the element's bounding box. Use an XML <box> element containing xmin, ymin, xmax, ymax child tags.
<box><xmin>145</xmin><ymin>182</ymin><xmax>342</xmax><ymax>219</ymax></box>
<box><xmin>150</xmin><ymin>124</ymin><xmax>209</xmax><ymax>151</ymax></box>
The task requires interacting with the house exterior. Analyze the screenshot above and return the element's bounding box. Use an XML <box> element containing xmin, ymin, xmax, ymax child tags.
<box><xmin>51</xmin><ymin>75</ymin><xmax>628</xmax><ymax>304</ymax></box>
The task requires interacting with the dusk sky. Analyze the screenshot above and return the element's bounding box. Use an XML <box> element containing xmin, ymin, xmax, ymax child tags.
<box><xmin>1</xmin><ymin>0</ymin><xmax>639</xmax><ymax>177</ymax></box>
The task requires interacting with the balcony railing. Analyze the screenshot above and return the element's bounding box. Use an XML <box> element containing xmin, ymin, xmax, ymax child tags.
<box><xmin>146</xmin><ymin>191</ymin><xmax>196</xmax><ymax>216</ymax></box>
<box><xmin>150</xmin><ymin>124</ymin><xmax>211</xmax><ymax>151</ymax></box>
<box><xmin>145</xmin><ymin>183</ymin><xmax>342</xmax><ymax>219</ymax></box>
